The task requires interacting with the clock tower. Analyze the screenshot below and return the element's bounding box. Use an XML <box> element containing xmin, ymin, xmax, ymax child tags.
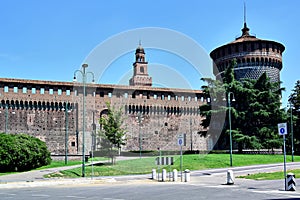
<box><xmin>129</xmin><ymin>43</ymin><xmax>152</xmax><ymax>87</ymax></box>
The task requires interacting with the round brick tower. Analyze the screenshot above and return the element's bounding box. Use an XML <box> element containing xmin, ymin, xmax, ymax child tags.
<box><xmin>210</xmin><ymin>22</ymin><xmax>285</xmax><ymax>82</ymax></box>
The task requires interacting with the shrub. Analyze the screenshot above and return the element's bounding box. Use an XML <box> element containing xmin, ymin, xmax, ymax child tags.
<box><xmin>0</xmin><ymin>133</ymin><xmax>51</xmax><ymax>172</ymax></box>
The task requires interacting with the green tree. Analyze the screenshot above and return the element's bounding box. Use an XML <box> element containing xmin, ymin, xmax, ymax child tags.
<box><xmin>288</xmin><ymin>80</ymin><xmax>300</xmax><ymax>153</ymax></box>
<box><xmin>99</xmin><ymin>102</ymin><xmax>126</xmax><ymax>164</ymax></box>
<box><xmin>200</xmin><ymin>60</ymin><xmax>286</xmax><ymax>152</ymax></box>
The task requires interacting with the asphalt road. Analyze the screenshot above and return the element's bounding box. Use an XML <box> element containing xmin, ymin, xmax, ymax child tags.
<box><xmin>1</xmin><ymin>180</ymin><xmax>300</xmax><ymax>200</ymax></box>
<box><xmin>1</xmin><ymin>159</ymin><xmax>300</xmax><ymax>199</ymax></box>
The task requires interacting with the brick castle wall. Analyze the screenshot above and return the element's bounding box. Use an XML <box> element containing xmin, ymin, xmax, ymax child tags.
<box><xmin>0</xmin><ymin>78</ymin><xmax>210</xmax><ymax>156</ymax></box>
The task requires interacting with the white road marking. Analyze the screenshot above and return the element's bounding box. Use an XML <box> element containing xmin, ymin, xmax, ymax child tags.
<box><xmin>32</xmin><ymin>194</ymin><xmax>50</xmax><ymax>197</ymax></box>
<box><xmin>65</xmin><ymin>196</ymin><xmax>86</xmax><ymax>199</ymax></box>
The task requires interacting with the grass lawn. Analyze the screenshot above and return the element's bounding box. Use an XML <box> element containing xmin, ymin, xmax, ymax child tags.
<box><xmin>238</xmin><ymin>169</ymin><xmax>300</xmax><ymax>180</ymax></box>
<box><xmin>0</xmin><ymin>157</ymin><xmax>106</xmax><ymax>176</ymax></box>
<box><xmin>44</xmin><ymin>153</ymin><xmax>300</xmax><ymax>178</ymax></box>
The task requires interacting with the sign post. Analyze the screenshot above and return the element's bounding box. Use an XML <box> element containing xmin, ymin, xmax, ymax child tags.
<box><xmin>278</xmin><ymin>123</ymin><xmax>288</xmax><ymax>191</ymax></box>
<box><xmin>178</xmin><ymin>134</ymin><xmax>184</xmax><ymax>182</ymax></box>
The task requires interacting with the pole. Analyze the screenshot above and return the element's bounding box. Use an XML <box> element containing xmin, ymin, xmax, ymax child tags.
<box><xmin>290</xmin><ymin>103</ymin><xmax>294</xmax><ymax>162</ymax></box>
<box><xmin>180</xmin><ymin>144</ymin><xmax>183</xmax><ymax>182</ymax></box>
<box><xmin>73</xmin><ymin>64</ymin><xmax>94</xmax><ymax>178</ymax></box>
<box><xmin>82</xmin><ymin>64</ymin><xmax>87</xmax><ymax>177</ymax></box>
<box><xmin>65</xmin><ymin>102</ymin><xmax>69</xmax><ymax>165</ymax></box>
<box><xmin>190</xmin><ymin>118</ymin><xmax>192</xmax><ymax>152</ymax></box>
<box><xmin>91</xmin><ymin>111</ymin><xmax>95</xmax><ymax>179</ymax></box>
<box><xmin>5</xmin><ymin>104</ymin><xmax>8</xmax><ymax>133</ymax></box>
<box><xmin>157</xmin><ymin>147</ymin><xmax>161</xmax><ymax>180</ymax></box>
<box><xmin>137</xmin><ymin>112</ymin><xmax>142</xmax><ymax>159</ymax></box>
<box><xmin>283</xmin><ymin>134</ymin><xmax>287</xmax><ymax>191</ymax></box>
<box><xmin>228</xmin><ymin>92</ymin><xmax>233</xmax><ymax>167</ymax></box>
<box><xmin>139</xmin><ymin>114</ymin><xmax>141</xmax><ymax>159</ymax></box>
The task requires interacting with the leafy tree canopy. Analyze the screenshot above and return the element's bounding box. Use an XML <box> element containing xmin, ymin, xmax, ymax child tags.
<box><xmin>200</xmin><ymin>59</ymin><xmax>287</xmax><ymax>152</ymax></box>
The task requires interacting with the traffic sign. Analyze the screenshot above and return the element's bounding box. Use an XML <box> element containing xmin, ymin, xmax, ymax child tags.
<box><xmin>177</xmin><ymin>134</ymin><xmax>185</xmax><ymax>146</ymax></box>
<box><xmin>278</xmin><ymin>123</ymin><xmax>287</xmax><ymax>135</ymax></box>
<box><xmin>178</xmin><ymin>138</ymin><xmax>183</xmax><ymax>146</ymax></box>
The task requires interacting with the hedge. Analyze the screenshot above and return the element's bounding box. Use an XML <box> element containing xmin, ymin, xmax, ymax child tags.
<box><xmin>0</xmin><ymin>133</ymin><xmax>51</xmax><ymax>172</ymax></box>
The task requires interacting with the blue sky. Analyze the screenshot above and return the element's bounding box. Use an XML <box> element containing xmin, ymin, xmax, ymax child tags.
<box><xmin>0</xmin><ymin>0</ymin><xmax>298</xmax><ymax>106</ymax></box>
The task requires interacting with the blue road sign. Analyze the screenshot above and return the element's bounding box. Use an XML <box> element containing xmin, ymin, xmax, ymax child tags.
<box><xmin>278</xmin><ymin>123</ymin><xmax>287</xmax><ymax>136</ymax></box>
<box><xmin>178</xmin><ymin>138</ymin><xmax>183</xmax><ymax>146</ymax></box>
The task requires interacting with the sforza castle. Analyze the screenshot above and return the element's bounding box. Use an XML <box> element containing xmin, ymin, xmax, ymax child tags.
<box><xmin>0</xmin><ymin>21</ymin><xmax>284</xmax><ymax>159</ymax></box>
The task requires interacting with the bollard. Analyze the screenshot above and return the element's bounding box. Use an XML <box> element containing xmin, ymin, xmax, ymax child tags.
<box><xmin>162</xmin><ymin>169</ymin><xmax>167</xmax><ymax>182</ymax></box>
<box><xmin>152</xmin><ymin>169</ymin><xmax>156</xmax><ymax>180</ymax></box>
<box><xmin>184</xmin><ymin>169</ymin><xmax>190</xmax><ymax>182</ymax></box>
<box><xmin>286</xmin><ymin>173</ymin><xmax>296</xmax><ymax>191</ymax></box>
<box><xmin>227</xmin><ymin>170</ymin><xmax>234</xmax><ymax>185</ymax></box>
<box><xmin>173</xmin><ymin>169</ymin><xmax>178</xmax><ymax>182</ymax></box>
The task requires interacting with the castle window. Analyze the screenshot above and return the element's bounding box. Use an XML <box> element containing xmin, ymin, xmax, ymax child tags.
<box><xmin>66</xmin><ymin>90</ymin><xmax>70</xmax><ymax>96</ymax></box>
<box><xmin>124</xmin><ymin>93</ymin><xmax>128</xmax><ymax>98</ymax></box>
<box><xmin>49</xmin><ymin>89</ymin><xmax>53</xmax><ymax>95</ymax></box>
<box><xmin>154</xmin><ymin>94</ymin><xmax>157</xmax><ymax>99</ymax></box>
<box><xmin>140</xmin><ymin>66</ymin><xmax>144</xmax><ymax>73</ymax></box>
<box><xmin>32</xmin><ymin>88</ymin><xmax>36</xmax><ymax>94</ymax></box>
<box><xmin>40</xmin><ymin>88</ymin><xmax>45</xmax><ymax>94</ymax></box>
<box><xmin>108</xmin><ymin>92</ymin><xmax>112</xmax><ymax>98</ymax></box>
<box><xmin>168</xmin><ymin>95</ymin><xmax>171</xmax><ymax>100</ymax></box>
<box><xmin>22</xmin><ymin>87</ymin><xmax>27</xmax><ymax>94</ymax></box>
<box><xmin>4</xmin><ymin>86</ymin><xmax>8</xmax><ymax>93</ymax></box>
<box><xmin>57</xmin><ymin>89</ymin><xmax>62</xmax><ymax>95</ymax></box>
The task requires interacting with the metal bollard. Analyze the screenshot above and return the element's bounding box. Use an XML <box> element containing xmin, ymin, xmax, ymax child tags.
<box><xmin>227</xmin><ymin>170</ymin><xmax>234</xmax><ymax>185</ymax></box>
<box><xmin>162</xmin><ymin>169</ymin><xmax>167</xmax><ymax>182</ymax></box>
<box><xmin>173</xmin><ymin>169</ymin><xmax>178</xmax><ymax>182</ymax></box>
<box><xmin>286</xmin><ymin>173</ymin><xmax>296</xmax><ymax>191</ymax></box>
<box><xmin>152</xmin><ymin>169</ymin><xmax>156</xmax><ymax>180</ymax></box>
<box><xmin>184</xmin><ymin>169</ymin><xmax>190</xmax><ymax>182</ymax></box>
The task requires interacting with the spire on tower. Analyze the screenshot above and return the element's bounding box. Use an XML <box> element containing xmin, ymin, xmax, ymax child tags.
<box><xmin>244</xmin><ymin>1</ymin><xmax>246</xmax><ymax>25</ymax></box>
<box><xmin>241</xmin><ymin>1</ymin><xmax>250</xmax><ymax>37</ymax></box>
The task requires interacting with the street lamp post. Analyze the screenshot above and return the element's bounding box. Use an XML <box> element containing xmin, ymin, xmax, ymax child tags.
<box><xmin>136</xmin><ymin>112</ymin><xmax>143</xmax><ymax>159</ymax></box>
<box><xmin>64</xmin><ymin>102</ymin><xmax>70</xmax><ymax>165</ymax></box>
<box><xmin>227</xmin><ymin>92</ymin><xmax>235</xmax><ymax>167</ymax></box>
<box><xmin>189</xmin><ymin>117</ymin><xmax>193</xmax><ymax>152</ymax></box>
<box><xmin>5</xmin><ymin>104</ymin><xmax>8</xmax><ymax>133</ymax></box>
<box><xmin>73</xmin><ymin>64</ymin><xmax>95</xmax><ymax>177</ymax></box>
<box><xmin>289</xmin><ymin>102</ymin><xmax>294</xmax><ymax>162</ymax></box>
